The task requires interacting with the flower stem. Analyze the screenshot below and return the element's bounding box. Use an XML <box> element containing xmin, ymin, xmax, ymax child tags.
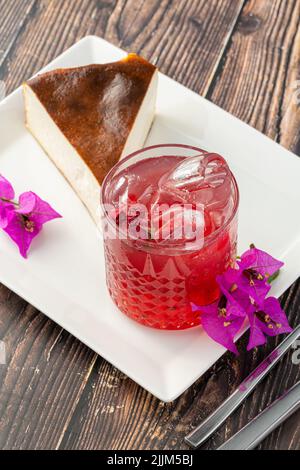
<box><xmin>267</xmin><ymin>270</ymin><xmax>280</xmax><ymax>284</ymax></box>
<box><xmin>0</xmin><ymin>197</ymin><xmax>19</xmax><ymax>206</ymax></box>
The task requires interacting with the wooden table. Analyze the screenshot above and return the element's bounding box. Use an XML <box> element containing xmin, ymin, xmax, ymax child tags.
<box><xmin>0</xmin><ymin>0</ymin><xmax>300</xmax><ymax>451</ymax></box>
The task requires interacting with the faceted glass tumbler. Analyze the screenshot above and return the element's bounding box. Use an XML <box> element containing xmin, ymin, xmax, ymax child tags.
<box><xmin>101</xmin><ymin>144</ymin><xmax>239</xmax><ymax>330</ymax></box>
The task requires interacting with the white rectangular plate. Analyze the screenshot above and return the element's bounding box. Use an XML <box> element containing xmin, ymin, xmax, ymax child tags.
<box><xmin>1</xmin><ymin>36</ymin><xmax>300</xmax><ymax>402</ymax></box>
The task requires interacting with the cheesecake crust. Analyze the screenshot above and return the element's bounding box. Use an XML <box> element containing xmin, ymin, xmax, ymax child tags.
<box><xmin>26</xmin><ymin>54</ymin><xmax>157</xmax><ymax>184</ymax></box>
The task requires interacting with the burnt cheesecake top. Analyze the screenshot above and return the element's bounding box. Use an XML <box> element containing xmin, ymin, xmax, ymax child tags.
<box><xmin>26</xmin><ymin>54</ymin><xmax>157</xmax><ymax>183</ymax></box>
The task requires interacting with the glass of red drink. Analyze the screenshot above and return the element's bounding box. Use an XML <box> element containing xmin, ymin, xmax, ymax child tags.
<box><xmin>101</xmin><ymin>144</ymin><xmax>239</xmax><ymax>330</ymax></box>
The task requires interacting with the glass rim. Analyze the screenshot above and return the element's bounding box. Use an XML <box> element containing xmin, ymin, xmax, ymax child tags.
<box><xmin>100</xmin><ymin>144</ymin><xmax>239</xmax><ymax>252</ymax></box>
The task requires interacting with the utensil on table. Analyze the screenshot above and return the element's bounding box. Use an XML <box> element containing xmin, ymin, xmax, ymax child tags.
<box><xmin>218</xmin><ymin>380</ymin><xmax>300</xmax><ymax>450</ymax></box>
<box><xmin>185</xmin><ymin>325</ymin><xmax>300</xmax><ymax>448</ymax></box>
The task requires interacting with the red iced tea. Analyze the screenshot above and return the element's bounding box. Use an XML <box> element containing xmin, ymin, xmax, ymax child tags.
<box><xmin>101</xmin><ymin>145</ymin><xmax>239</xmax><ymax>330</ymax></box>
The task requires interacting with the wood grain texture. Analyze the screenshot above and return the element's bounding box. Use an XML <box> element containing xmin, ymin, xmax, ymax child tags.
<box><xmin>0</xmin><ymin>0</ymin><xmax>299</xmax><ymax>451</ymax></box>
<box><xmin>0</xmin><ymin>0</ymin><xmax>246</xmax><ymax>96</ymax></box>
<box><xmin>102</xmin><ymin>0</ymin><xmax>247</xmax><ymax>95</ymax></box>
<box><xmin>208</xmin><ymin>0</ymin><xmax>300</xmax><ymax>149</ymax></box>
<box><xmin>0</xmin><ymin>284</ymin><xmax>97</xmax><ymax>449</ymax></box>
<box><xmin>0</xmin><ymin>0</ymin><xmax>36</xmax><ymax>68</ymax></box>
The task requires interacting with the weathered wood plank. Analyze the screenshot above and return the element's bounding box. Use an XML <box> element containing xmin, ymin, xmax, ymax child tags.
<box><xmin>103</xmin><ymin>0</ymin><xmax>247</xmax><ymax>95</ymax></box>
<box><xmin>279</xmin><ymin>17</ymin><xmax>300</xmax><ymax>153</ymax></box>
<box><xmin>208</xmin><ymin>0</ymin><xmax>300</xmax><ymax>149</ymax></box>
<box><xmin>0</xmin><ymin>0</ymin><xmax>36</xmax><ymax>68</ymax></box>
<box><xmin>0</xmin><ymin>0</ymin><xmax>103</xmax><ymax>93</ymax></box>
<box><xmin>0</xmin><ymin>0</ymin><xmax>246</xmax><ymax>96</ymax></box>
<box><xmin>0</xmin><ymin>284</ymin><xmax>97</xmax><ymax>449</ymax></box>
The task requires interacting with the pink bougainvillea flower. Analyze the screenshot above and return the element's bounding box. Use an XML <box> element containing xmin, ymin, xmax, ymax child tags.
<box><xmin>237</xmin><ymin>246</ymin><xmax>283</xmax><ymax>279</ymax></box>
<box><xmin>192</xmin><ymin>246</ymin><xmax>291</xmax><ymax>354</ymax></box>
<box><xmin>0</xmin><ymin>205</ymin><xmax>12</xmax><ymax>229</ymax></box>
<box><xmin>192</xmin><ymin>296</ymin><xmax>245</xmax><ymax>354</ymax></box>
<box><xmin>236</xmin><ymin>246</ymin><xmax>283</xmax><ymax>303</ymax></box>
<box><xmin>216</xmin><ymin>268</ymin><xmax>250</xmax><ymax>317</ymax></box>
<box><xmin>0</xmin><ymin>175</ymin><xmax>15</xmax><ymax>228</ymax></box>
<box><xmin>3</xmin><ymin>191</ymin><xmax>61</xmax><ymax>258</ymax></box>
<box><xmin>247</xmin><ymin>297</ymin><xmax>292</xmax><ymax>350</ymax></box>
<box><xmin>236</xmin><ymin>268</ymin><xmax>271</xmax><ymax>304</ymax></box>
<box><xmin>3</xmin><ymin>210</ymin><xmax>41</xmax><ymax>258</ymax></box>
<box><xmin>16</xmin><ymin>191</ymin><xmax>61</xmax><ymax>224</ymax></box>
<box><xmin>0</xmin><ymin>175</ymin><xmax>15</xmax><ymax>200</ymax></box>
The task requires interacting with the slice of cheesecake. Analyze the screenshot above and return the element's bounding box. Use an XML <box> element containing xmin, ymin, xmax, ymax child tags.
<box><xmin>23</xmin><ymin>54</ymin><xmax>157</xmax><ymax>224</ymax></box>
